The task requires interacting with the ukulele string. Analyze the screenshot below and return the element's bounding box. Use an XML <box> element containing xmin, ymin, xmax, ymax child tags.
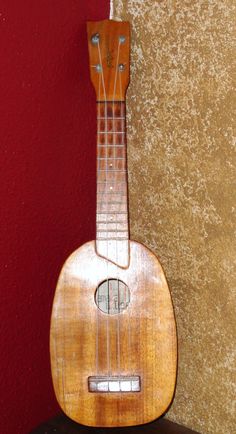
<box><xmin>96</xmin><ymin>71</ymin><xmax>102</xmax><ymax>375</ymax></box>
<box><xmin>118</xmin><ymin>68</ymin><xmax>132</xmax><ymax>374</ymax></box>
<box><xmin>97</xmin><ymin>39</ymin><xmax>111</xmax><ymax>375</ymax></box>
<box><xmin>112</xmin><ymin>38</ymin><xmax>121</xmax><ymax>376</ymax></box>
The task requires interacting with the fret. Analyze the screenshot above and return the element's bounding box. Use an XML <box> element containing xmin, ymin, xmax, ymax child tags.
<box><xmin>97</xmin><ymin>201</ymin><xmax>126</xmax><ymax>205</ymax></box>
<box><xmin>97</xmin><ymin>176</ymin><xmax>126</xmax><ymax>183</ymax></box>
<box><xmin>97</xmin><ymin>117</ymin><xmax>125</xmax><ymax>120</ymax></box>
<box><xmin>97</xmin><ymin>220</ymin><xmax>127</xmax><ymax>224</ymax></box>
<box><xmin>97</xmin><ymin>176</ymin><xmax>127</xmax><ymax>185</ymax></box>
<box><xmin>97</xmin><ymin>211</ymin><xmax>128</xmax><ymax>218</ymax></box>
<box><xmin>97</xmin><ymin>187</ymin><xmax>126</xmax><ymax>190</ymax></box>
<box><xmin>97</xmin><ymin>223</ymin><xmax>128</xmax><ymax>230</ymax></box>
<box><xmin>97</xmin><ymin>190</ymin><xmax>127</xmax><ymax>195</ymax></box>
<box><xmin>97</xmin><ymin>159</ymin><xmax>125</xmax><ymax>168</ymax></box>
<box><xmin>97</xmin><ymin>204</ymin><xmax>127</xmax><ymax>212</ymax></box>
<box><xmin>97</xmin><ymin>196</ymin><xmax>127</xmax><ymax>199</ymax></box>
<box><xmin>97</xmin><ymin>170</ymin><xmax>126</xmax><ymax>173</ymax></box>
<box><xmin>97</xmin><ymin>173</ymin><xmax>126</xmax><ymax>179</ymax></box>
<box><xmin>97</xmin><ymin>234</ymin><xmax>128</xmax><ymax>239</ymax></box>
<box><xmin>97</xmin><ymin>200</ymin><xmax>127</xmax><ymax>204</ymax></box>
<box><xmin>97</xmin><ymin>216</ymin><xmax>128</xmax><ymax>222</ymax></box>
<box><xmin>97</xmin><ymin>230</ymin><xmax>128</xmax><ymax>236</ymax></box>
<box><xmin>96</xmin><ymin>236</ymin><xmax>128</xmax><ymax>241</ymax></box>
<box><xmin>97</xmin><ymin>131</ymin><xmax>125</xmax><ymax>134</ymax></box>
<box><xmin>97</xmin><ymin>203</ymin><xmax>127</xmax><ymax>210</ymax></box>
<box><xmin>97</xmin><ymin>118</ymin><xmax>125</xmax><ymax>121</ymax></box>
<box><xmin>98</xmin><ymin>146</ymin><xmax>125</xmax><ymax>158</ymax></box>
<box><xmin>97</xmin><ymin>169</ymin><xmax>126</xmax><ymax>175</ymax></box>
<box><xmin>97</xmin><ymin>145</ymin><xmax>125</xmax><ymax>149</ymax></box>
<box><xmin>97</xmin><ymin>119</ymin><xmax>125</xmax><ymax>133</ymax></box>
<box><xmin>97</xmin><ymin>133</ymin><xmax>124</xmax><ymax>145</ymax></box>
<box><xmin>97</xmin><ymin>199</ymin><xmax>127</xmax><ymax>205</ymax></box>
<box><xmin>97</xmin><ymin>168</ymin><xmax>126</xmax><ymax>173</ymax></box>
<box><xmin>97</xmin><ymin>157</ymin><xmax>124</xmax><ymax>161</ymax></box>
<box><xmin>97</xmin><ymin>188</ymin><xmax>127</xmax><ymax>195</ymax></box>
<box><xmin>97</xmin><ymin>188</ymin><xmax>126</xmax><ymax>195</ymax></box>
<box><xmin>97</xmin><ymin>210</ymin><xmax>128</xmax><ymax>216</ymax></box>
<box><xmin>99</xmin><ymin>193</ymin><xmax>126</xmax><ymax>200</ymax></box>
<box><xmin>96</xmin><ymin>213</ymin><xmax>128</xmax><ymax>221</ymax></box>
<box><xmin>97</xmin><ymin>185</ymin><xmax>127</xmax><ymax>190</ymax></box>
<box><xmin>97</xmin><ymin>180</ymin><xmax>126</xmax><ymax>184</ymax></box>
<box><xmin>97</xmin><ymin>191</ymin><xmax>127</xmax><ymax>196</ymax></box>
<box><xmin>97</xmin><ymin>229</ymin><xmax>128</xmax><ymax>233</ymax></box>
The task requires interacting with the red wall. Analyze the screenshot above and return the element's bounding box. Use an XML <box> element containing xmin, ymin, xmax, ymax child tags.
<box><xmin>0</xmin><ymin>2</ymin><xmax>109</xmax><ymax>433</ymax></box>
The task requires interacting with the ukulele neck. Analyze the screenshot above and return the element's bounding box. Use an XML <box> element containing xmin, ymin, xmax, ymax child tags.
<box><xmin>87</xmin><ymin>19</ymin><xmax>131</xmax><ymax>267</ymax></box>
<box><xmin>96</xmin><ymin>100</ymin><xmax>129</xmax><ymax>268</ymax></box>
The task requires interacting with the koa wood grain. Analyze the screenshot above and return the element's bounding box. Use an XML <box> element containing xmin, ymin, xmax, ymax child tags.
<box><xmin>50</xmin><ymin>19</ymin><xmax>177</xmax><ymax>427</ymax></box>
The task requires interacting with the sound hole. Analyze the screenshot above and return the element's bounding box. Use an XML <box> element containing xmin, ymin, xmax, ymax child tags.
<box><xmin>95</xmin><ymin>279</ymin><xmax>130</xmax><ymax>315</ymax></box>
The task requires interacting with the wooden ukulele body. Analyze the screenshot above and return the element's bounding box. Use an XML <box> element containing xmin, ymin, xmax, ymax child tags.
<box><xmin>50</xmin><ymin>240</ymin><xmax>177</xmax><ymax>427</ymax></box>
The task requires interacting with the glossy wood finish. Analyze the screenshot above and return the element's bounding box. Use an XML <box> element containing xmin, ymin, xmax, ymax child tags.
<box><xmin>87</xmin><ymin>20</ymin><xmax>130</xmax><ymax>101</ymax></box>
<box><xmin>31</xmin><ymin>414</ymin><xmax>201</xmax><ymax>434</ymax></box>
<box><xmin>50</xmin><ymin>241</ymin><xmax>177</xmax><ymax>427</ymax></box>
<box><xmin>50</xmin><ymin>19</ymin><xmax>177</xmax><ymax>428</ymax></box>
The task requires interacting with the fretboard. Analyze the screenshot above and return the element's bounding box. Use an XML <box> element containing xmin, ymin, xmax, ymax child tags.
<box><xmin>96</xmin><ymin>101</ymin><xmax>129</xmax><ymax>268</ymax></box>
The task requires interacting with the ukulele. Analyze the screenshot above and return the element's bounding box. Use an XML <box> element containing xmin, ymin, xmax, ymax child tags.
<box><xmin>50</xmin><ymin>19</ymin><xmax>177</xmax><ymax>427</ymax></box>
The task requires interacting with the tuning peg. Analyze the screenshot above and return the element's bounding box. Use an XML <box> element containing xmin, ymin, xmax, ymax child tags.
<box><xmin>118</xmin><ymin>64</ymin><xmax>125</xmax><ymax>72</ymax></box>
<box><xmin>119</xmin><ymin>35</ymin><xmax>126</xmax><ymax>44</ymax></box>
<box><xmin>95</xmin><ymin>64</ymin><xmax>102</xmax><ymax>72</ymax></box>
<box><xmin>91</xmin><ymin>33</ymin><xmax>100</xmax><ymax>45</ymax></box>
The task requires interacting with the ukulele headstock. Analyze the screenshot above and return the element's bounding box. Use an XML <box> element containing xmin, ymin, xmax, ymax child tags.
<box><xmin>87</xmin><ymin>20</ymin><xmax>130</xmax><ymax>101</ymax></box>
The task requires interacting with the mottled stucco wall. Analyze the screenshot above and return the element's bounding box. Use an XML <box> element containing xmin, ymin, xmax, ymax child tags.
<box><xmin>111</xmin><ymin>2</ymin><xmax>236</xmax><ymax>434</ymax></box>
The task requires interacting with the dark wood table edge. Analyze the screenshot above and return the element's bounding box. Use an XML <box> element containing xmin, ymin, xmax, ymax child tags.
<box><xmin>30</xmin><ymin>413</ymin><xmax>201</xmax><ymax>434</ymax></box>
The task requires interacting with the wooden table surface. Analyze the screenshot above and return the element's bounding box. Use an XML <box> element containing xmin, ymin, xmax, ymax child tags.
<box><xmin>30</xmin><ymin>414</ymin><xmax>201</xmax><ymax>434</ymax></box>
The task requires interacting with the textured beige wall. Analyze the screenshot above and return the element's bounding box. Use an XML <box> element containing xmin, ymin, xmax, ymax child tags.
<box><xmin>111</xmin><ymin>1</ymin><xmax>236</xmax><ymax>433</ymax></box>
